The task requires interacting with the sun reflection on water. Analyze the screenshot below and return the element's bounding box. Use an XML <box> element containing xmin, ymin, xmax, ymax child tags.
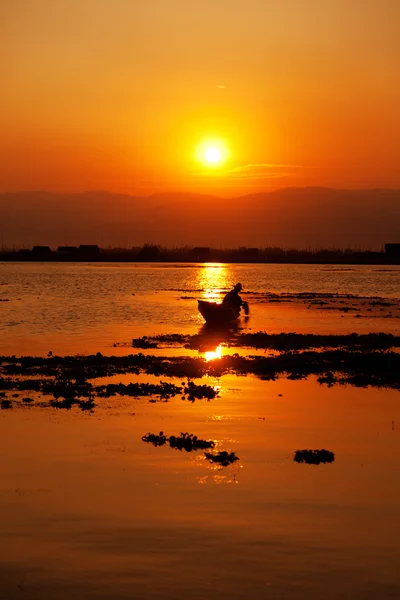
<box><xmin>198</xmin><ymin>263</ymin><xmax>229</xmax><ymax>299</ymax></box>
<box><xmin>205</xmin><ymin>345</ymin><xmax>222</xmax><ymax>361</ymax></box>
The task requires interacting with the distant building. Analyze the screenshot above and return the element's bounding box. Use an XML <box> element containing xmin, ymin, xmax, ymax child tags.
<box><xmin>243</xmin><ymin>247</ymin><xmax>259</xmax><ymax>260</ymax></box>
<box><xmin>32</xmin><ymin>245</ymin><xmax>52</xmax><ymax>255</ymax></box>
<box><xmin>77</xmin><ymin>245</ymin><xmax>100</xmax><ymax>257</ymax></box>
<box><xmin>191</xmin><ymin>247</ymin><xmax>211</xmax><ymax>261</ymax></box>
<box><xmin>78</xmin><ymin>244</ymin><xmax>100</xmax><ymax>253</ymax></box>
<box><xmin>137</xmin><ymin>244</ymin><xmax>160</xmax><ymax>261</ymax></box>
<box><xmin>384</xmin><ymin>243</ymin><xmax>400</xmax><ymax>257</ymax></box>
<box><xmin>57</xmin><ymin>246</ymin><xmax>77</xmax><ymax>254</ymax></box>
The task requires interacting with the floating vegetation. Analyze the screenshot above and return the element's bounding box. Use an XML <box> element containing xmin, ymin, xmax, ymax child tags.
<box><xmin>142</xmin><ymin>431</ymin><xmax>168</xmax><ymax>446</ymax></box>
<box><xmin>132</xmin><ymin>336</ymin><xmax>158</xmax><ymax>349</ymax></box>
<box><xmin>77</xmin><ymin>399</ymin><xmax>96</xmax><ymax>411</ymax></box>
<box><xmin>0</xmin><ymin>367</ymin><xmax>218</xmax><ymax>410</ymax></box>
<box><xmin>317</xmin><ymin>372</ymin><xmax>336</xmax><ymax>387</ymax></box>
<box><xmin>169</xmin><ymin>433</ymin><xmax>214</xmax><ymax>451</ymax></box>
<box><xmin>96</xmin><ymin>381</ymin><xmax>183</xmax><ymax>400</ymax></box>
<box><xmin>0</xmin><ymin>341</ymin><xmax>399</xmax><ymax>414</ymax></box>
<box><xmin>142</xmin><ymin>431</ymin><xmax>215</xmax><ymax>452</ymax></box>
<box><xmin>142</xmin><ymin>432</ymin><xmax>236</xmax><ymax>466</ymax></box>
<box><xmin>132</xmin><ymin>333</ymin><xmax>188</xmax><ymax>349</ymax></box>
<box><xmin>294</xmin><ymin>449</ymin><xmax>335</xmax><ymax>465</ymax></box>
<box><xmin>49</xmin><ymin>396</ymin><xmax>95</xmax><ymax>411</ymax></box>
<box><xmin>130</xmin><ymin>331</ymin><xmax>400</xmax><ymax>352</ymax></box>
<box><xmin>96</xmin><ymin>380</ymin><xmax>217</xmax><ymax>402</ymax></box>
<box><xmin>204</xmin><ymin>451</ymin><xmax>239</xmax><ymax>466</ymax></box>
<box><xmin>184</xmin><ymin>381</ymin><xmax>218</xmax><ymax>401</ymax></box>
<box><xmin>234</xmin><ymin>332</ymin><xmax>400</xmax><ymax>351</ymax></box>
<box><xmin>249</xmin><ymin>291</ymin><xmax>399</xmax><ymax>303</ymax></box>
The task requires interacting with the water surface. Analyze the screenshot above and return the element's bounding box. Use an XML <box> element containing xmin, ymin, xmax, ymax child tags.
<box><xmin>1</xmin><ymin>262</ymin><xmax>399</xmax><ymax>599</ymax></box>
<box><xmin>1</xmin><ymin>262</ymin><xmax>399</xmax><ymax>355</ymax></box>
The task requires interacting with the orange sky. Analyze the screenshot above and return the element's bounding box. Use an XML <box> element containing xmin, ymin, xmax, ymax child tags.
<box><xmin>1</xmin><ymin>0</ymin><xmax>399</xmax><ymax>196</ymax></box>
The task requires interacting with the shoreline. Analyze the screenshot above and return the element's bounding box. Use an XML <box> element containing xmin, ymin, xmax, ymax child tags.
<box><xmin>1</xmin><ymin>256</ymin><xmax>399</xmax><ymax>265</ymax></box>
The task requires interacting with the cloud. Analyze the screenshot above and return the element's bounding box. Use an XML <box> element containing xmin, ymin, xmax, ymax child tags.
<box><xmin>228</xmin><ymin>163</ymin><xmax>317</xmax><ymax>181</ymax></box>
<box><xmin>231</xmin><ymin>172</ymin><xmax>293</xmax><ymax>181</ymax></box>
<box><xmin>229</xmin><ymin>163</ymin><xmax>305</xmax><ymax>174</ymax></box>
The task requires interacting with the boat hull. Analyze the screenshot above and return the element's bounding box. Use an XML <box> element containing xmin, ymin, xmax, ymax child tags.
<box><xmin>197</xmin><ymin>300</ymin><xmax>240</xmax><ymax>324</ymax></box>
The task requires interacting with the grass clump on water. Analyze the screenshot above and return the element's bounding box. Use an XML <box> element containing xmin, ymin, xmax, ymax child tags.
<box><xmin>142</xmin><ymin>431</ymin><xmax>215</xmax><ymax>452</ymax></box>
<box><xmin>294</xmin><ymin>449</ymin><xmax>335</xmax><ymax>465</ymax></box>
<box><xmin>204</xmin><ymin>451</ymin><xmax>239</xmax><ymax>466</ymax></box>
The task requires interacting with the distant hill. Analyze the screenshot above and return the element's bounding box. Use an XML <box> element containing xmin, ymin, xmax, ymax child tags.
<box><xmin>0</xmin><ymin>188</ymin><xmax>399</xmax><ymax>249</ymax></box>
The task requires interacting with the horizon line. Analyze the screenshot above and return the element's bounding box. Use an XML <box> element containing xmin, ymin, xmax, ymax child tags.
<box><xmin>1</xmin><ymin>185</ymin><xmax>400</xmax><ymax>198</ymax></box>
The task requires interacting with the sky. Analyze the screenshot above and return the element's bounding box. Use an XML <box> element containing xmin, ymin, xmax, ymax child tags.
<box><xmin>1</xmin><ymin>0</ymin><xmax>400</xmax><ymax>196</ymax></box>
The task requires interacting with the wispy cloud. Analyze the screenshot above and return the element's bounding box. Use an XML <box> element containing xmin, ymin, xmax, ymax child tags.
<box><xmin>229</xmin><ymin>163</ymin><xmax>305</xmax><ymax>174</ymax></box>
<box><xmin>230</xmin><ymin>172</ymin><xmax>294</xmax><ymax>181</ymax></box>
<box><xmin>228</xmin><ymin>163</ymin><xmax>317</xmax><ymax>181</ymax></box>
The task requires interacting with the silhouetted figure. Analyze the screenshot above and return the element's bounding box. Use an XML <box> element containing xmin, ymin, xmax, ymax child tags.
<box><xmin>223</xmin><ymin>283</ymin><xmax>249</xmax><ymax>315</ymax></box>
<box><xmin>223</xmin><ymin>283</ymin><xmax>244</xmax><ymax>311</ymax></box>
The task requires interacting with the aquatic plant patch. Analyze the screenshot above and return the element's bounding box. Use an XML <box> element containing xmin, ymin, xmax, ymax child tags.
<box><xmin>142</xmin><ymin>432</ymin><xmax>236</xmax><ymax>467</ymax></box>
<box><xmin>142</xmin><ymin>431</ymin><xmax>215</xmax><ymax>451</ymax></box>
<box><xmin>130</xmin><ymin>332</ymin><xmax>400</xmax><ymax>352</ymax></box>
<box><xmin>1</xmin><ymin>345</ymin><xmax>399</xmax><ymax>412</ymax></box>
<box><xmin>184</xmin><ymin>380</ymin><xmax>218</xmax><ymax>401</ymax></box>
<box><xmin>294</xmin><ymin>449</ymin><xmax>335</xmax><ymax>465</ymax></box>
<box><xmin>204</xmin><ymin>451</ymin><xmax>239</xmax><ymax>466</ymax></box>
<box><xmin>96</xmin><ymin>381</ymin><xmax>183</xmax><ymax>400</ymax></box>
<box><xmin>0</xmin><ymin>371</ymin><xmax>219</xmax><ymax>410</ymax></box>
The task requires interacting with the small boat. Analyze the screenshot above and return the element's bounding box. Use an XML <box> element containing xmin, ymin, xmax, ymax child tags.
<box><xmin>198</xmin><ymin>300</ymin><xmax>240</xmax><ymax>324</ymax></box>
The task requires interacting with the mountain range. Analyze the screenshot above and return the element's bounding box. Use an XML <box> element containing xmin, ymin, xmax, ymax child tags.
<box><xmin>0</xmin><ymin>188</ymin><xmax>399</xmax><ymax>250</ymax></box>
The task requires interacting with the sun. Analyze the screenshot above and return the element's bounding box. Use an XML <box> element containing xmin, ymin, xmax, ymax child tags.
<box><xmin>195</xmin><ymin>139</ymin><xmax>229</xmax><ymax>168</ymax></box>
<box><xmin>204</xmin><ymin>146</ymin><xmax>222</xmax><ymax>164</ymax></box>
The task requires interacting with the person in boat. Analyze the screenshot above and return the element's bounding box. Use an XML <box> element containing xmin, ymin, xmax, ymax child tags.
<box><xmin>223</xmin><ymin>283</ymin><xmax>245</xmax><ymax>312</ymax></box>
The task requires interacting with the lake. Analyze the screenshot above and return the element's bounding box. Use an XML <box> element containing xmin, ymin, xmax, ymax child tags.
<box><xmin>1</xmin><ymin>262</ymin><xmax>399</xmax><ymax>355</ymax></box>
<box><xmin>0</xmin><ymin>262</ymin><xmax>399</xmax><ymax>599</ymax></box>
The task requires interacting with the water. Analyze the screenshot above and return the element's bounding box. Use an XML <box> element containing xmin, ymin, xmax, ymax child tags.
<box><xmin>1</xmin><ymin>262</ymin><xmax>400</xmax><ymax>599</ymax></box>
<box><xmin>1</xmin><ymin>262</ymin><xmax>399</xmax><ymax>355</ymax></box>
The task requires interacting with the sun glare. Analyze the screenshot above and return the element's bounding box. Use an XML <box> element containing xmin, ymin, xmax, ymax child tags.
<box><xmin>196</xmin><ymin>139</ymin><xmax>229</xmax><ymax>168</ymax></box>
<box><xmin>204</xmin><ymin>147</ymin><xmax>221</xmax><ymax>164</ymax></box>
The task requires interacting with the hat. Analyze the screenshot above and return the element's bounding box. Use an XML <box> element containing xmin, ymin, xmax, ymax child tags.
<box><xmin>234</xmin><ymin>282</ymin><xmax>243</xmax><ymax>291</ymax></box>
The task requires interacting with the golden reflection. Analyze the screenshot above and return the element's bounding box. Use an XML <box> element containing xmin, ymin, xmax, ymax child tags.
<box><xmin>205</xmin><ymin>345</ymin><xmax>222</xmax><ymax>361</ymax></box>
<box><xmin>197</xmin><ymin>263</ymin><xmax>229</xmax><ymax>300</ymax></box>
<box><xmin>195</xmin><ymin>322</ymin><xmax>239</xmax><ymax>359</ymax></box>
<box><xmin>209</xmin><ymin>415</ymin><xmax>230</xmax><ymax>421</ymax></box>
<box><xmin>195</xmin><ymin>474</ymin><xmax>239</xmax><ymax>485</ymax></box>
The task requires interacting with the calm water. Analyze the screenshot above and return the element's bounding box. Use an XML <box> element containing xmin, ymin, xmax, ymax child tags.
<box><xmin>1</xmin><ymin>262</ymin><xmax>400</xmax><ymax>599</ymax></box>
<box><xmin>1</xmin><ymin>262</ymin><xmax>399</xmax><ymax>355</ymax></box>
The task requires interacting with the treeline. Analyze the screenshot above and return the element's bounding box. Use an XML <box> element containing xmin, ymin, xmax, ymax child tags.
<box><xmin>0</xmin><ymin>244</ymin><xmax>399</xmax><ymax>264</ymax></box>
